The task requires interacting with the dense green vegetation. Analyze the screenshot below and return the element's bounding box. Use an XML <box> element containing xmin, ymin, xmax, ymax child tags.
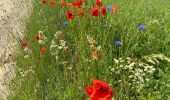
<box><xmin>9</xmin><ymin>0</ymin><xmax>170</xmax><ymax>99</ymax></box>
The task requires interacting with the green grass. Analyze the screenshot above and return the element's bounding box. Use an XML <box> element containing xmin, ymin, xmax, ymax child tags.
<box><xmin>8</xmin><ymin>0</ymin><xmax>170</xmax><ymax>99</ymax></box>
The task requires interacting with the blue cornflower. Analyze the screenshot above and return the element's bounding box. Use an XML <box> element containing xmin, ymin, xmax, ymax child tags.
<box><xmin>63</xmin><ymin>21</ymin><xmax>69</xmax><ymax>26</ymax></box>
<box><xmin>102</xmin><ymin>24</ymin><xmax>107</xmax><ymax>28</ymax></box>
<box><xmin>115</xmin><ymin>40</ymin><xmax>121</xmax><ymax>46</ymax></box>
<box><xmin>138</xmin><ymin>25</ymin><xmax>145</xmax><ymax>30</ymax></box>
<box><xmin>106</xmin><ymin>6</ymin><xmax>112</xmax><ymax>11</ymax></box>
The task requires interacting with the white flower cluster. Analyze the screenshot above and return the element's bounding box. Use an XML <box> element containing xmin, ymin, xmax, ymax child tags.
<box><xmin>50</xmin><ymin>31</ymin><xmax>68</xmax><ymax>62</ymax></box>
<box><xmin>58</xmin><ymin>40</ymin><xmax>67</xmax><ymax>50</ymax></box>
<box><xmin>23</xmin><ymin>46</ymin><xmax>32</xmax><ymax>59</ymax></box>
<box><xmin>86</xmin><ymin>34</ymin><xmax>97</xmax><ymax>48</ymax></box>
<box><xmin>18</xmin><ymin>66</ymin><xmax>35</xmax><ymax>78</ymax></box>
<box><xmin>111</xmin><ymin>54</ymin><xmax>170</xmax><ymax>92</ymax></box>
<box><xmin>85</xmin><ymin>34</ymin><xmax>103</xmax><ymax>60</ymax></box>
<box><xmin>38</xmin><ymin>31</ymin><xmax>48</xmax><ymax>45</ymax></box>
<box><xmin>22</xmin><ymin>31</ymin><xmax>48</xmax><ymax>59</ymax></box>
<box><xmin>148</xmin><ymin>19</ymin><xmax>160</xmax><ymax>26</ymax></box>
<box><xmin>143</xmin><ymin>54</ymin><xmax>170</xmax><ymax>64</ymax></box>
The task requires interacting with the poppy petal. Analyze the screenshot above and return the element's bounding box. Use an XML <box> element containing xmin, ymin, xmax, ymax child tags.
<box><xmin>86</xmin><ymin>86</ymin><xmax>94</xmax><ymax>96</ymax></box>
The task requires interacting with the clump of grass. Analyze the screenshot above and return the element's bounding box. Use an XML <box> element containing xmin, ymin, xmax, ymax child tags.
<box><xmin>9</xmin><ymin>0</ymin><xmax>170</xmax><ymax>99</ymax></box>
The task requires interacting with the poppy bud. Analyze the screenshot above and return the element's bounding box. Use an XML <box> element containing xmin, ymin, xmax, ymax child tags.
<box><xmin>41</xmin><ymin>47</ymin><xmax>47</xmax><ymax>51</ymax></box>
<box><xmin>42</xmin><ymin>0</ymin><xmax>46</xmax><ymax>4</ymax></box>
<box><xmin>76</xmin><ymin>54</ymin><xmax>81</xmax><ymax>59</ymax></box>
<box><xmin>50</xmin><ymin>1</ymin><xmax>55</xmax><ymax>6</ymax></box>
<box><xmin>21</xmin><ymin>41</ymin><xmax>28</xmax><ymax>46</ymax></box>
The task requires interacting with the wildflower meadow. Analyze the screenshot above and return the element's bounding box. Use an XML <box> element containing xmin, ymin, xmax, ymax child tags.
<box><xmin>7</xmin><ymin>0</ymin><xmax>170</xmax><ymax>100</ymax></box>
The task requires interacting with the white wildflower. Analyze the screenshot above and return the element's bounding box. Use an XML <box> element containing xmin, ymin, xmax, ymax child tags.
<box><xmin>24</xmin><ymin>55</ymin><xmax>29</xmax><ymax>59</ymax></box>
<box><xmin>55</xmin><ymin>56</ymin><xmax>59</xmax><ymax>62</ymax></box>
<box><xmin>38</xmin><ymin>40</ymin><xmax>45</xmax><ymax>45</ymax></box>
<box><xmin>54</xmin><ymin>31</ymin><xmax>62</xmax><ymax>39</ymax></box>
<box><xmin>24</xmin><ymin>47</ymin><xmax>32</xmax><ymax>54</ymax></box>
<box><xmin>145</xmin><ymin>78</ymin><xmax>149</xmax><ymax>81</ymax></box>
<box><xmin>111</xmin><ymin>68</ymin><xmax>115</xmax><ymax>71</ymax></box>
<box><xmin>50</xmin><ymin>40</ymin><xmax>58</xmax><ymax>48</ymax></box>
<box><xmin>148</xmin><ymin>70</ymin><xmax>154</xmax><ymax>74</ymax></box>
<box><xmin>38</xmin><ymin>31</ymin><xmax>43</xmax><ymax>35</ymax></box>
<box><xmin>47</xmin><ymin>79</ymin><xmax>50</xmax><ymax>82</ymax></box>
<box><xmin>119</xmin><ymin>58</ymin><xmax>123</xmax><ymax>61</ymax></box>
<box><xmin>128</xmin><ymin>62</ymin><xmax>135</xmax><ymax>69</ymax></box>
<box><xmin>86</xmin><ymin>35</ymin><xmax>96</xmax><ymax>45</ymax></box>
<box><xmin>67</xmin><ymin>67</ymin><xmax>72</xmax><ymax>70</ymax></box>
<box><xmin>126</xmin><ymin>57</ymin><xmax>131</xmax><ymax>60</ymax></box>
<box><xmin>119</xmin><ymin>64</ymin><xmax>123</xmax><ymax>68</ymax></box>
<box><xmin>129</xmin><ymin>75</ymin><xmax>133</xmax><ymax>78</ymax></box>
<box><xmin>58</xmin><ymin>46</ymin><xmax>63</xmax><ymax>49</ymax></box>
<box><xmin>138</xmin><ymin>62</ymin><xmax>144</xmax><ymax>66</ymax></box>
<box><xmin>119</xmin><ymin>59</ymin><xmax>124</xmax><ymax>63</ymax></box>
<box><xmin>59</xmin><ymin>40</ymin><xmax>66</xmax><ymax>47</ymax></box>
<box><xmin>97</xmin><ymin>45</ymin><xmax>101</xmax><ymax>51</ymax></box>
<box><xmin>146</xmin><ymin>58</ymin><xmax>155</xmax><ymax>64</ymax></box>
<box><xmin>114</xmin><ymin>58</ymin><xmax>119</xmax><ymax>64</ymax></box>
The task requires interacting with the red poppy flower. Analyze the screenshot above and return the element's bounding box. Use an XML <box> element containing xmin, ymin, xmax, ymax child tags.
<box><xmin>68</xmin><ymin>3</ymin><xmax>73</xmax><ymax>7</ymax></box>
<box><xmin>63</xmin><ymin>47</ymin><xmax>68</xmax><ymax>51</ymax></box>
<box><xmin>77</xmin><ymin>9</ymin><xmax>84</xmax><ymax>16</ymax></box>
<box><xmin>101</xmin><ymin>7</ymin><xmax>107</xmax><ymax>15</ymax></box>
<box><xmin>96</xmin><ymin>0</ymin><xmax>102</xmax><ymax>7</ymax></box>
<box><xmin>72</xmin><ymin>0</ymin><xmax>83</xmax><ymax>7</ymax></box>
<box><xmin>86</xmin><ymin>79</ymin><xmax>114</xmax><ymax>100</ymax></box>
<box><xmin>41</xmin><ymin>47</ymin><xmax>47</xmax><ymax>51</ymax></box>
<box><xmin>86</xmin><ymin>86</ymin><xmax>94</xmax><ymax>96</ymax></box>
<box><xmin>50</xmin><ymin>1</ymin><xmax>55</xmax><ymax>6</ymax></box>
<box><xmin>91</xmin><ymin>8</ymin><xmax>99</xmax><ymax>16</ymax></box>
<box><xmin>66</xmin><ymin>10</ymin><xmax>76</xmax><ymax>20</ymax></box>
<box><xmin>35</xmin><ymin>35</ymin><xmax>40</xmax><ymax>40</ymax></box>
<box><xmin>42</xmin><ymin>0</ymin><xmax>46</xmax><ymax>4</ymax></box>
<box><xmin>60</xmin><ymin>2</ymin><xmax>66</xmax><ymax>7</ymax></box>
<box><xmin>76</xmin><ymin>54</ymin><xmax>81</xmax><ymax>59</ymax></box>
<box><xmin>112</xmin><ymin>5</ymin><xmax>118</xmax><ymax>13</ymax></box>
<box><xmin>21</xmin><ymin>41</ymin><xmax>28</xmax><ymax>46</ymax></box>
<box><xmin>98</xmin><ymin>53</ymin><xmax>103</xmax><ymax>59</ymax></box>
